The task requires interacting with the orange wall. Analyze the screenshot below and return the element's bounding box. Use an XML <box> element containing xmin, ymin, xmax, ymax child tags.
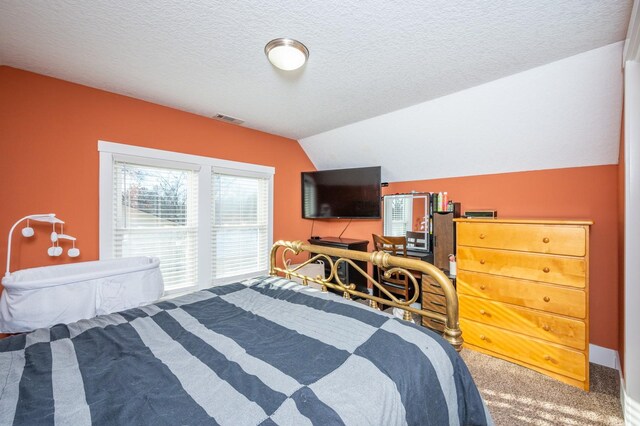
<box><xmin>314</xmin><ymin>166</ymin><xmax>619</xmax><ymax>350</ymax></box>
<box><xmin>0</xmin><ymin>66</ymin><xmax>315</xmax><ymax>278</ymax></box>
<box><xmin>0</xmin><ymin>66</ymin><xmax>620</xmax><ymax>350</ymax></box>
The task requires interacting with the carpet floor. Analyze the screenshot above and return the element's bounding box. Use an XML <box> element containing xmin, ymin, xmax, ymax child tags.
<box><xmin>460</xmin><ymin>349</ymin><xmax>623</xmax><ymax>425</ymax></box>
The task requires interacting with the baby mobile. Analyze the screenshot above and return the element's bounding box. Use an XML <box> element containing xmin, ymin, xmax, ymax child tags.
<box><xmin>46</xmin><ymin>221</ymin><xmax>80</xmax><ymax>258</ymax></box>
<box><xmin>5</xmin><ymin>214</ymin><xmax>81</xmax><ymax>278</ymax></box>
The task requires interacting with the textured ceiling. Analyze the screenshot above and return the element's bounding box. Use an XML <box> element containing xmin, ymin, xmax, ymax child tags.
<box><xmin>300</xmin><ymin>42</ymin><xmax>624</xmax><ymax>182</ymax></box>
<box><xmin>0</xmin><ymin>1</ymin><xmax>633</xmax><ymax>141</ymax></box>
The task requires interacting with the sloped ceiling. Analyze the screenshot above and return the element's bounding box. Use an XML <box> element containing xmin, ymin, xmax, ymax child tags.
<box><xmin>0</xmin><ymin>1</ymin><xmax>632</xmax><ymax>180</ymax></box>
<box><xmin>301</xmin><ymin>42</ymin><xmax>625</xmax><ymax>182</ymax></box>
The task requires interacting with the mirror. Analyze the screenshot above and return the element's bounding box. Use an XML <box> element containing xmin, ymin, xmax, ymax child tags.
<box><xmin>382</xmin><ymin>193</ymin><xmax>429</xmax><ymax>252</ymax></box>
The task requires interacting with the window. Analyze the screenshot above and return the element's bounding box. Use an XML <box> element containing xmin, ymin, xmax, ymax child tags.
<box><xmin>113</xmin><ymin>159</ymin><xmax>199</xmax><ymax>292</ymax></box>
<box><xmin>99</xmin><ymin>141</ymin><xmax>274</xmax><ymax>294</ymax></box>
<box><xmin>383</xmin><ymin>195</ymin><xmax>412</xmax><ymax>236</ymax></box>
<box><xmin>212</xmin><ymin>171</ymin><xmax>269</xmax><ymax>279</ymax></box>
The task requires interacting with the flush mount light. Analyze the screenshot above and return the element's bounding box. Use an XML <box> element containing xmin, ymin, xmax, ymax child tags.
<box><xmin>264</xmin><ymin>38</ymin><xmax>309</xmax><ymax>71</ymax></box>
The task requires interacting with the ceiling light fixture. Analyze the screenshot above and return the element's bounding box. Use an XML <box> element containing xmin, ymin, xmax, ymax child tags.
<box><xmin>264</xmin><ymin>38</ymin><xmax>309</xmax><ymax>71</ymax></box>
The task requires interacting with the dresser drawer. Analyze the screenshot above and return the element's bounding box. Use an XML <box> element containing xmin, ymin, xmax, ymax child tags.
<box><xmin>421</xmin><ymin>316</ymin><xmax>446</xmax><ymax>332</ymax></box>
<box><xmin>421</xmin><ymin>292</ymin><xmax>447</xmax><ymax>314</ymax></box>
<box><xmin>457</xmin><ymin>246</ymin><xmax>586</xmax><ymax>288</ymax></box>
<box><xmin>459</xmin><ymin>294</ymin><xmax>586</xmax><ymax>350</ymax></box>
<box><xmin>460</xmin><ymin>319</ymin><xmax>586</xmax><ymax>381</ymax></box>
<box><xmin>457</xmin><ymin>222</ymin><xmax>586</xmax><ymax>256</ymax></box>
<box><xmin>457</xmin><ymin>271</ymin><xmax>586</xmax><ymax>318</ymax></box>
<box><xmin>421</xmin><ymin>274</ymin><xmax>445</xmax><ymax>296</ymax></box>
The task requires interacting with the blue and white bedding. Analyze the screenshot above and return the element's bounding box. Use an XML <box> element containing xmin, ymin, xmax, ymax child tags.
<box><xmin>0</xmin><ymin>276</ymin><xmax>492</xmax><ymax>425</ymax></box>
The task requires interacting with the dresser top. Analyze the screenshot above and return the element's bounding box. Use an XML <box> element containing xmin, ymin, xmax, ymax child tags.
<box><xmin>453</xmin><ymin>218</ymin><xmax>593</xmax><ymax>225</ymax></box>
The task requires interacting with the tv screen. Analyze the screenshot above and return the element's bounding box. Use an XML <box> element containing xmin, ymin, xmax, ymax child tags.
<box><xmin>301</xmin><ymin>166</ymin><xmax>381</xmax><ymax>219</ymax></box>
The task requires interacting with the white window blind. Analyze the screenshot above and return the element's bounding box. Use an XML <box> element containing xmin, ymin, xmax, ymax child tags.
<box><xmin>211</xmin><ymin>172</ymin><xmax>269</xmax><ymax>280</ymax></box>
<box><xmin>100</xmin><ymin>141</ymin><xmax>275</xmax><ymax>295</ymax></box>
<box><xmin>383</xmin><ymin>195</ymin><xmax>412</xmax><ymax>236</ymax></box>
<box><xmin>113</xmin><ymin>159</ymin><xmax>199</xmax><ymax>292</ymax></box>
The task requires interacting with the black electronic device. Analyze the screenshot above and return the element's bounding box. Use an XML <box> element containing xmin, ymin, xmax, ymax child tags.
<box><xmin>301</xmin><ymin>166</ymin><xmax>381</xmax><ymax>219</ymax></box>
<box><xmin>463</xmin><ymin>210</ymin><xmax>498</xmax><ymax>218</ymax></box>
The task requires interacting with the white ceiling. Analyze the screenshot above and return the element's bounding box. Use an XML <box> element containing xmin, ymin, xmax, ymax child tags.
<box><xmin>0</xmin><ymin>1</ymin><xmax>633</xmax><ymax>141</ymax></box>
<box><xmin>301</xmin><ymin>42</ymin><xmax>625</xmax><ymax>182</ymax></box>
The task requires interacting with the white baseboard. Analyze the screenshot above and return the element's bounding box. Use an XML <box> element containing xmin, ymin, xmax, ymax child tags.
<box><xmin>620</xmin><ymin>371</ymin><xmax>640</xmax><ymax>425</ymax></box>
<box><xmin>590</xmin><ymin>347</ymin><xmax>640</xmax><ymax>424</ymax></box>
<box><xmin>589</xmin><ymin>344</ymin><xmax>619</xmax><ymax>369</ymax></box>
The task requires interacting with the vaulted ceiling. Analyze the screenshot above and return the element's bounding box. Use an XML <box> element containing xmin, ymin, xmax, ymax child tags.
<box><xmin>0</xmin><ymin>1</ymin><xmax>634</xmax><ymax>179</ymax></box>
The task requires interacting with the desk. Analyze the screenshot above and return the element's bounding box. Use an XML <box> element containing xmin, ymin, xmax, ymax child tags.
<box><xmin>406</xmin><ymin>250</ymin><xmax>433</xmax><ymax>263</ymax></box>
<box><xmin>372</xmin><ymin>250</ymin><xmax>456</xmax><ymax>332</ymax></box>
<box><xmin>421</xmin><ymin>270</ymin><xmax>456</xmax><ymax>332</ymax></box>
<box><xmin>372</xmin><ymin>250</ymin><xmax>432</xmax><ymax>304</ymax></box>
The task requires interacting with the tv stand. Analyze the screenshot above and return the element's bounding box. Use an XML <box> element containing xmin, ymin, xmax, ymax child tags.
<box><xmin>307</xmin><ymin>237</ymin><xmax>368</xmax><ymax>294</ymax></box>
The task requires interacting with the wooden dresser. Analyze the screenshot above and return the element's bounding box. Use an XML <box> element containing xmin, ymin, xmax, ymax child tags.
<box><xmin>454</xmin><ymin>218</ymin><xmax>592</xmax><ymax>390</ymax></box>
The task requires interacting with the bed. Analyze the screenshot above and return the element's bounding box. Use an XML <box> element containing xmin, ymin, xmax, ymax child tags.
<box><xmin>0</xmin><ymin>241</ymin><xmax>492</xmax><ymax>425</ymax></box>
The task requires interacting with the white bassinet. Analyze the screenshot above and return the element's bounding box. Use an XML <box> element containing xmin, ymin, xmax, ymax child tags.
<box><xmin>0</xmin><ymin>257</ymin><xmax>164</xmax><ymax>333</ymax></box>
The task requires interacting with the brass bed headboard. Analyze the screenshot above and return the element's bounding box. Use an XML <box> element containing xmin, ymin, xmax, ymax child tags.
<box><xmin>269</xmin><ymin>240</ymin><xmax>463</xmax><ymax>351</ymax></box>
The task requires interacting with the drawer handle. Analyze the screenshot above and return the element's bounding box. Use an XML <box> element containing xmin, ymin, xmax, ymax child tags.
<box><xmin>543</xmin><ymin>267</ymin><xmax>550</xmax><ymax>273</ymax></box>
<box><xmin>479</xmin><ymin>335</ymin><xmax>486</xmax><ymax>341</ymax></box>
<box><xmin>543</xmin><ymin>237</ymin><xmax>550</xmax><ymax>243</ymax></box>
<box><xmin>543</xmin><ymin>355</ymin><xmax>551</xmax><ymax>361</ymax></box>
<box><xmin>430</xmin><ymin>282</ymin><xmax>441</xmax><ymax>288</ymax></box>
<box><xmin>432</xmin><ymin>301</ymin><xmax>445</xmax><ymax>307</ymax></box>
<box><xmin>542</xmin><ymin>325</ymin><xmax>550</xmax><ymax>331</ymax></box>
<box><xmin>480</xmin><ymin>285</ymin><xmax>486</xmax><ymax>290</ymax></box>
<box><xmin>479</xmin><ymin>233</ymin><xmax>486</xmax><ymax>239</ymax></box>
<box><xmin>480</xmin><ymin>259</ymin><xmax>486</xmax><ymax>265</ymax></box>
<box><xmin>543</xmin><ymin>296</ymin><xmax>551</xmax><ymax>302</ymax></box>
<box><xmin>479</xmin><ymin>309</ymin><xmax>486</xmax><ymax>315</ymax></box>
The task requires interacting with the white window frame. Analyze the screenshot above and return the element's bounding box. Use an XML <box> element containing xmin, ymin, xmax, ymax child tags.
<box><xmin>383</xmin><ymin>194</ymin><xmax>413</xmax><ymax>237</ymax></box>
<box><xmin>99</xmin><ymin>141</ymin><xmax>274</xmax><ymax>295</ymax></box>
<box><xmin>211</xmin><ymin>166</ymin><xmax>272</xmax><ymax>285</ymax></box>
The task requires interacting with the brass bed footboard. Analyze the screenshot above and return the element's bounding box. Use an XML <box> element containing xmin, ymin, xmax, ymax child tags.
<box><xmin>269</xmin><ymin>240</ymin><xmax>463</xmax><ymax>351</ymax></box>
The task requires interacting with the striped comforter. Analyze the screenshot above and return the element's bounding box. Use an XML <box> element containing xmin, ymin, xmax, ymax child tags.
<box><xmin>0</xmin><ymin>276</ymin><xmax>492</xmax><ymax>425</ymax></box>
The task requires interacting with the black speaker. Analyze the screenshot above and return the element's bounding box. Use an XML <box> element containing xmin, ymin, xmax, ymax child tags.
<box><xmin>463</xmin><ymin>210</ymin><xmax>497</xmax><ymax>219</ymax></box>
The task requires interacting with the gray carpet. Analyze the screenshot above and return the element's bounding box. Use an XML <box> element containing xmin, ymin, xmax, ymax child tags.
<box><xmin>461</xmin><ymin>349</ymin><xmax>623</xmax><ymax>425</ymax></box>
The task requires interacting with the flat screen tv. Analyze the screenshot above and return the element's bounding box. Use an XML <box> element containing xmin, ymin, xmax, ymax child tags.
<box><xmin>301</xmin><ymin>166</ymin><xmax>381</xmax><ymax>219</ymax></box>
